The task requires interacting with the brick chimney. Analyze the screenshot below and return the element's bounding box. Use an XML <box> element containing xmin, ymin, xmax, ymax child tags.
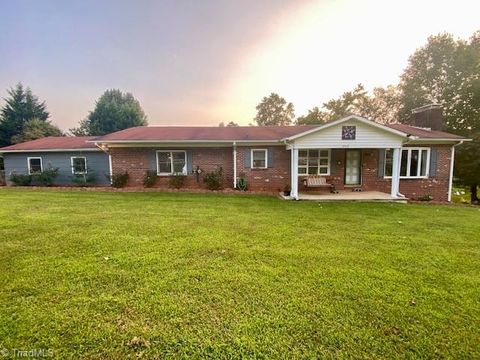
<box><xmin>408</xmin><ymin>104</ymin><xmax>443</xmax><ymax>131</ymax></box>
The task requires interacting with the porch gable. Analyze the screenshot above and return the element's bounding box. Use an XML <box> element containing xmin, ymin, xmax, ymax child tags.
<box><xmin>287</xmin><ymin>116</ymin><xmax>406</xmax><ymax>149</ymax></box>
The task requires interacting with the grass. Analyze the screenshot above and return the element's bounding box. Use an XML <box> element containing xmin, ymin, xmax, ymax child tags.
<box><xmin>0</xmin><ymin>189</ymin><xmax>479</xmax><ymax>359</ymax></box>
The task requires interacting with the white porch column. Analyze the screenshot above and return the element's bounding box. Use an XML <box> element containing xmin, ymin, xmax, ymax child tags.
<box><xmin>291</xmin><ymin>147</ymin><xmax>299</xmax><ymax>200</ymax></box>
<box><xmin>390</xmin><ymin>147</ymin><xmax>401</xmax><ymax>198</ymax></box>
<box><xmin>233</xmin><ymin>142</ymin><xmax>237</xmax><ymax>188</ymax></box>
<box><xmin>447</xmin><ymin>145</ymin><xmax>455</xmax><ymax>202</ymax></box>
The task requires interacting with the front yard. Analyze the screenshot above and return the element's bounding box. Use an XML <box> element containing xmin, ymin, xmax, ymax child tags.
<box><xmin>0</xmin><ymin>189</ymin><xmax>479</xmax><ymax>359</ymax></box>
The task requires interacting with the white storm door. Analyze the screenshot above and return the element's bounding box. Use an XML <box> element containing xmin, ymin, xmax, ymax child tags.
<box><xmin>345</xmin><ymin>150</ymin><xmax>361</xmax><ymax>185</ymax></box>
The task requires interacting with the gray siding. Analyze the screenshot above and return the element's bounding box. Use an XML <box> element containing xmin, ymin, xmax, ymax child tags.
<box><xmin>3</xmin><ymin>151</ymin><xmax>110</xmax><ymax>185</ymax></box>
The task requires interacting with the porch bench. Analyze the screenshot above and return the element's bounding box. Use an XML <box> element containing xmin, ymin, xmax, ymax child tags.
<box><xmin>302</xmin><ymin>175</ymin><xmax>334</xmax><ymax>190</ymax></box>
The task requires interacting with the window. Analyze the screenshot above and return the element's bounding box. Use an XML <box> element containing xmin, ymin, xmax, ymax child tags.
<box><xmin>156</xmin><ymin>151</ymin><xmax>187</xmax><ymax>175</ymax></box>
<box><xmin>298</xmin><ymin>149</ymin><xmax>330</xmax><ymax>175</ymax></box>
<box><xmin>251</xmin><ymin>149</ymin><xmax>267</xmax><ymax>169</ymax></box>
<box><xmin>27</xmin><ymin>157</ymin><xmax>43</xmax><ymax>174</ymax></box>
<box><xmin>385</xmin><ymin>148</ymin><xmax>430</xmax><ymax>178</ymax></box>
<box><xmin>71</xmin><ymin>157</ymin><xmax>87</xmax><ymax>175</ymax></box>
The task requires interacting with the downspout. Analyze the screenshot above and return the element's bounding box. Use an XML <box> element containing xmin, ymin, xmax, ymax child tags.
<box><xmin>448</xmin><ymin>140</ymin><xmax>463</xmax><ymax>202</ymax></box>
<box><xmin>233</xmin><ymin>142</ymin><xmax>237</xmax><ymax>189</ymax></box>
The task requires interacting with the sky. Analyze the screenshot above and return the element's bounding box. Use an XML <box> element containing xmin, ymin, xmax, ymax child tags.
<box><xmin>0</xmin><ymin>0</ymin><xmax>479</xmax><ymax>131</ymax></box>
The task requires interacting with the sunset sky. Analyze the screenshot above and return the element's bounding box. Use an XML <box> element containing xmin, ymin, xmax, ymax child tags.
<box><xmin>0</xmin><ymin>0</ymin><xmax>479</xmax><ymax>130</ymax></box>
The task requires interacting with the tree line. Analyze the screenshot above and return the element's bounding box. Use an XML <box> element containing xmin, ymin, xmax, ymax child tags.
<box><xmin>0</xmin><ymin>87</ymin><xmax>147</xmax><ymax>146</ymax></box>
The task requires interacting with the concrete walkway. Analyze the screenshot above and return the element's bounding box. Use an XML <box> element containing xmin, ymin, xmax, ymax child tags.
<box><xmin>282</xmin><ymin>190</ymin><xmax>407</xmax><ymax>202</ymax></box>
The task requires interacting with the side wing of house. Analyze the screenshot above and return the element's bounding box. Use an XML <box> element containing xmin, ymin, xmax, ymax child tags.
<box><xmin>3</xmin><ymin>151</ymin><xmax>110</xmax><ymax>185</ymax></box>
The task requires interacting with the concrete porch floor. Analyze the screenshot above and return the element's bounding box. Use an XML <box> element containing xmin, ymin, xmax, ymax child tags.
<box><xmin>282</xmin><ymin>190</ymin><xmax>407</xmax><ymax>202</ymax></box>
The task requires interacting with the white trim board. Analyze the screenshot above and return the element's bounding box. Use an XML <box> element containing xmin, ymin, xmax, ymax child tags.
<box><xmin>27</xmin><ymin>157</ymin><xmax>43</xmax><ymax>174</ymax></box>
<box><xmin>250</xmin><ymin>149</ymin><xmax>268</xmax><ymax>169</ymax></box>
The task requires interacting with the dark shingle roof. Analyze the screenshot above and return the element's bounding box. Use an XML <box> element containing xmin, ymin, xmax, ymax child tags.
<box><xmin>0</xmin><ymin>123</ymin><xmax>466</xmax><ymax>152</ymax></box>
<box><xmin>97</xmin><ymin>125</ymin><xmax>318</xmax><ymax>142</ymax></box>
<box><xmin>385</xmin><ymin>123</ymin><xmax>465</xmax><ymax>139</ymax></box>
<box><xmin>0</xmin><ymin>136</ymin><xmax>98</xmax><ymax>151</ymax></box>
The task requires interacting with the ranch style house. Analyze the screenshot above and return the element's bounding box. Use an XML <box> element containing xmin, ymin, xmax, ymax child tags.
<box><xmin>0</xmin><ymin>105</ymin><xmax>469</xmax><ymax>202</ymax></box>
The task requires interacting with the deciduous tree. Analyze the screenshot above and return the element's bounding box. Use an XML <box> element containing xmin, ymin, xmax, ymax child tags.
<box><xmin>254</xmin><ymin>93</ymin><xmax>294</xmax><ymax>126</ymax></box>
<box><xmin>70</xmin><ymin>89</ymin><xmax>147</xmax><ymax>136</ymax></box>
<box><xmin>398</xmin><ymin>31</ymin><xmax>480</xmax><ymax>202</ymax></box>
<box><xmin>11</xmin><ymin>118</ymin><xmax>63</xmax><ymax>144</ymax></box>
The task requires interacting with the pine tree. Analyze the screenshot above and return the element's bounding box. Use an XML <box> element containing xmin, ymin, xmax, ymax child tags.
<box><xmin>0</xmin><ymin>83</ymin><xmax>50</xmax><ymax>146</ymax></box>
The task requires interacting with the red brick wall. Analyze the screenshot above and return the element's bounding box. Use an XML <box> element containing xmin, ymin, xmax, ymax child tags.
<box><xmin>110</xmin><ymin>147</ymin><xmax>233</xmax><ymax>189</ymax></box>
<box><xmin>110</xmin><ymin>148</ymin><xmax>151</xmax><ymax>187</ymax></box>
<box><xmin>359</xmin><ymin>146</ymin><xmax>452</xmax><ymax>202</ymax></box>
<box><xmin>236</xmin><ymin>146</ymin><xmax>291</xmax><ymax>192</ymax></box>
<box><xmin>111</xmin><ymin>144</ymin><xmax>452</xmax><ymax>201</ymax></box>
<box><xmin>297</xmin><ymin>146</ymin><xmax>452</xmax><ymax>201</ymax></box>
<box><xmin>399</xmin><ymin>145</ymin><xmax>452</xmax><ymax>202</ymax></box>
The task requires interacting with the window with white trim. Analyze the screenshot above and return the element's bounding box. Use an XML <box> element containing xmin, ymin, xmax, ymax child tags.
<box><xmin>156</xmin><ymin>151</ymin><xmax>187</xmax><ymax>175</ymax></box>
<box><xmin>71</xmin><ymin>157</ymin><xmax>87</xmax><ymax>175</ymax></box>
<box><xmin>385</xmin><ymin>148</ymin><xmax>430</xmax><ymax>178</ymax></box>
<box><xmin>27</xmin><ymin>157</ymin><xmax>43</xmax><ymax>174</ymax></box>
<box><xmin>298</xmin><ymin>149</ymin><xmax>330</xmax><ymax>175</ymax></box>
<box><xmin>251</xmin><ymin>149</ymin><xmax>267</xmax><ymax>169</ymax></box>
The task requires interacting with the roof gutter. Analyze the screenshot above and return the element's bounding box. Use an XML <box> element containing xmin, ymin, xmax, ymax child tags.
<box><xmin>89</xmin><ymin>139</ymin><xmax>283</xmax><ymax>144</ymax></box>
<box><xmin>94</xmin><ymin>142</ymin><xmax>109</xmax><ymax>154</ymax></box>
<box><xmin>0</xmin><ymin>148</ymin><xmax>100</xmax><ymax>154</ymax></box>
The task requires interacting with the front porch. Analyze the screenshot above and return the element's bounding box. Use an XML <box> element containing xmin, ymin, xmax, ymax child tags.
<box><xmin>297</xmin><ymin>190</ymin><xmax>406</xmax><ymax>202</ymax></box>
<box><xmin>284</xmin><ymin>116</ymin><xmax>407</xmax><ymax>201</ymax></box>
<box><xmin>289</xmin><ymin>147</ymin><xmax>402</xmax><ymax>201</ymax></box>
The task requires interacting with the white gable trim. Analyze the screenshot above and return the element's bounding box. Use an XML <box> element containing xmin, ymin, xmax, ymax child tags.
<box><xmin>282</xmin><ymin>115</ymin><xmax>409</xmax><ymax>141</ymax></box>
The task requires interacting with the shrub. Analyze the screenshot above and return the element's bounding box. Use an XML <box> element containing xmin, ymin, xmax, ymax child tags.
<box><xmin>10</xmin><ymin>173</ymin><xmax>32</xmax><ymax>186</ymax></box>
<box><xmin>418</xmin><ymin>194</ymin><xmax>433</xmax><ymax>201</ymax></box>
<box><xmin>111</xmin><ymin>172</ymin><xmax>129</xmax><ymax>188</ymax></box>
<box><xmin>72</xmin><ymin>171</ymin><xmax>97</xmax><ymax>187</ymax></box>
<box><xmin>143</xmin><ymin>170</ymin><xmax>158</xmax><ymax>188</ymax></box>
<box><xmin>169</xmin><ymin>173</ymin><xmax>187</xmax><ymax>189</ymax></box>
<box><xmin>203</xmin><ymin>167</ymin><xmax>223</xmax><ymax>190</ymax></box>
<box><xmin>33</xmin><ymin>168</ymin><xmax>59</xmax><ymax>186</ymax></box>
<box><xmin>236</xmin><ymin>177</ymin><xmax>248</xmax><ymax>191</ymax></box>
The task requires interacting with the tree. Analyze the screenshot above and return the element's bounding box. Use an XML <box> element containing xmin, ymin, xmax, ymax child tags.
<box><xmin>11</xmin><ymin>118</ymin><xmax>63</xmax><ymax>144</ymax></box>
<box><xmin>455</xmin><ymin>132</ymin><xmax>480</xmax><ymax>202</ymax></box>
<box><xmin>296</xmin><ymin>107</ymin><xmax>329</xmax><ymax>125</ymax></box>
<box><xmin>0</xmin><ymin>83</ymin><xmax>50</xmax><ymax>146</ymax></box>
<box><xmin>296</xmin><ymin>84</ymin><xmax>400</xmax><ymax>125</ymax></box>
<box><xmin>70</xmin><ymin>89</ymin><xmax>147</xmax><ymax>136</ymax></box>
<box><xmin>398</xmin><ymin>32</ymin><xmax>480</xmax><ymax>134</ymax></box>
<box><xmin>398</xmin><ymin>31</ymin><xmax>480</xmax><ymax>202</ymax></box>
<box><xmin>356</xmin><ymin>85</ymin><xmax>401</xmax><ymax>124</ymax></box>
<box><xmin>254</xmin><ymin>93</ymin><xmax>295</xmax><ymax>126</ymax></box>
<box><xmin>218</xmin><ymin>121</ymin><xmax>239</xmax><ymax>127</ymax></box>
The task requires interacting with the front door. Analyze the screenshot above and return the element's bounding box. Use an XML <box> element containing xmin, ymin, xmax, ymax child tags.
<box><xmin>345</xmin><ymin>150</ymin><xmax>361</xmax><ymax>185</ymax></box>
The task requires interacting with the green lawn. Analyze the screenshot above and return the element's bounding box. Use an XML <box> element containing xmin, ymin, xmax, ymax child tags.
<box><xmin>0</xmin><ymin>189</ymin><xmax>479</xmax><ymax>359</ymax></box>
